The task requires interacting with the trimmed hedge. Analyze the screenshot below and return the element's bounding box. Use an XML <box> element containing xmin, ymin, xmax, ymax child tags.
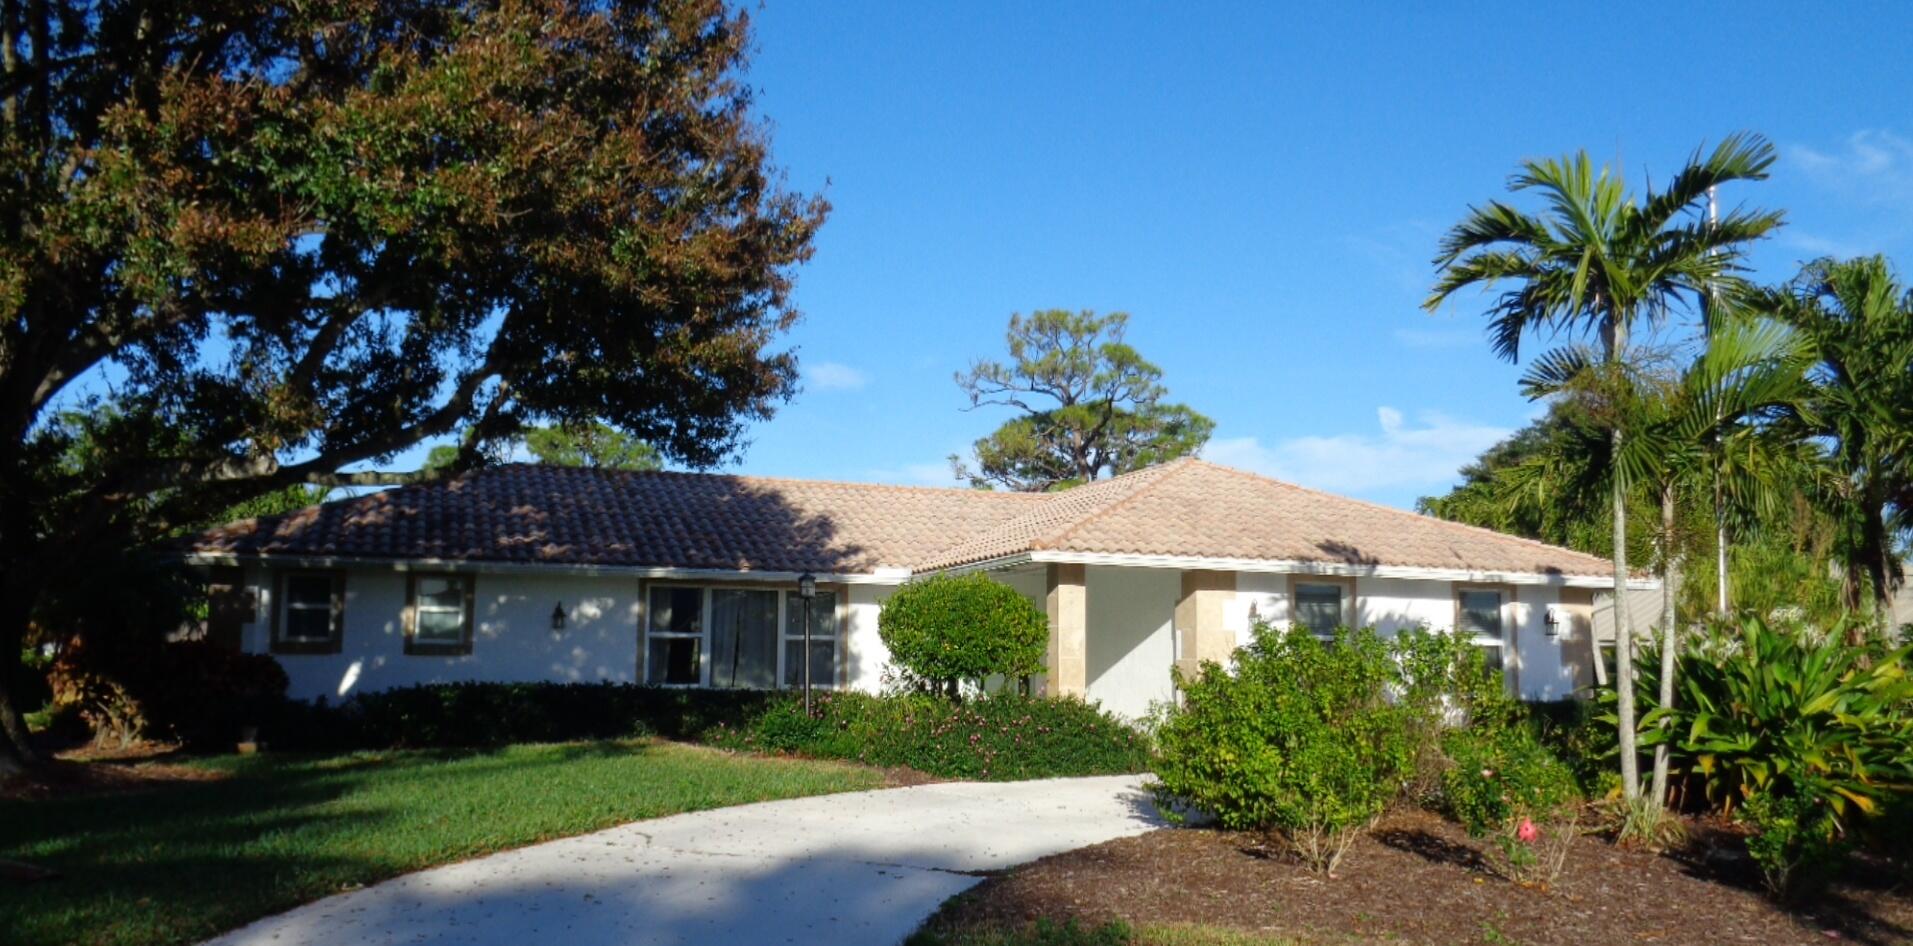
<box><xmin>709</xmin><ymin>691</ymin><xmax>1153</xmax><ymax>780</ymax></box>
<box><xmin>264</xmin><ymin>683</ymin><xmax>780</xmax><ymax>751</ymax></box>
<box><xmin>261</xmin><ymin>682</ymin><xmax>1152</xmax><ymax>781</ymax></box>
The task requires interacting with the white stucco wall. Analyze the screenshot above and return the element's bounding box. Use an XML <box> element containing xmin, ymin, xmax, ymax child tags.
<box><xmin>843</xmin><ymin>584</ymin><xmax>894</xmax><ymax>693</ymax></box>
<box><xmin>1218</xmin><ymin>570</ymin><xmax>1577</xmax><ymax>701</ymax></box>
<box><xmin>236</xmin><ymin>560</ymin><xmax>1602</xmax><ymax>707</ymax></box>
<box><xmin>239</xmin><ymin>566</ymin><xmax>642</xmax><ymax>702</ymax></box>
<box><xmin>1083</xmin><ymin>565</ymin><xmax>1177</xmax><ymax>720</ymax></box>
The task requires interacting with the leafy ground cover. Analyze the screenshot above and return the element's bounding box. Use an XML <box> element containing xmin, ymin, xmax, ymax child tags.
<box><xmin>910</xmin><ymin>809</ymin><xmax>1913</xmax><ymax>946</ymax></box>
<box><xmin>0</xmin><ymin>740</ymin><xmax>886</xmax><ymax>946</ymax></box>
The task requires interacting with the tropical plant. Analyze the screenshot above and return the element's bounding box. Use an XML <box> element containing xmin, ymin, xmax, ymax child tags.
<box><xmin>952</xmin><ymin>310</ymin><xmax>1213</xmax><ymax>491</ymax></box>
<box><xmin>1425</xmin><ymin>132</ymin><xmax>1784</xmax><ymax>801</ymax></box>
<box><xmin>1634</xmin><ymin>615</ymin><xmax>1913</xmax><ymax>830</ymax></box>
<box><xmin>877</xmin><ymin>574</ymin><xmax>1049</xmax><ymax>697</ymax></box>
<box><xmin>1761</xmin><ymin>256</ymin><xmax>1913</xmax><ymax>622</ymax></box>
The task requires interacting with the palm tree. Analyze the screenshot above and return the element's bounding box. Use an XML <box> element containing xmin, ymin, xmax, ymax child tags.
<box><xmin>1521</xmin><ymin>319</ymin><xmax>1813</xmax><ymax>804</ymax></box>
<box><xmin>1764</xmin><ymin>256</ymin><xmax>1913</xmax><ymax>623</ymax></box>
<box><xmin>1425</xmin><ymin>133</ymin><xmax>1783</xmax><ymax>802</ymax></box>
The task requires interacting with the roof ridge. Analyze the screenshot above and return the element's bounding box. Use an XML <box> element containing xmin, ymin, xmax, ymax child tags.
<box><xmin>489</xmin><ymin>462</ymin><xmax>1047</xmax><ymax>501</ymax></box>
<box><xmin>1188</xmin><ymin>459</ymin><xmax>1615</xmax><ymax>568</ymax></box>
<box><xmin>1033</xmin><ymin>458</ymin><xmax>1199</xmax><ymax>550</ymax></box>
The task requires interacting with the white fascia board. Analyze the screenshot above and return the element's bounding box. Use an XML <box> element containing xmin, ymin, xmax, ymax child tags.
<box><xmin>180</xmin><ymin>552</ymin><xmax>911</xmax><ymax>586</ymax></box>
<box><xmin>1009</xmin><ymin>550</ymin><xmax>1661</xmax><ymax>590</ymax></box>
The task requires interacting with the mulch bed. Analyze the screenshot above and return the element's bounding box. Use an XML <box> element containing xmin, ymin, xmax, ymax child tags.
<box><xmin>922</xmin><ymin>808</ymin><xmax>1913</xmax><ymax>946</ymax></box>
<box><xmin>0</xmin><ymin>745</ymin><xmax>227</xmax><ymax>802</ymax></box>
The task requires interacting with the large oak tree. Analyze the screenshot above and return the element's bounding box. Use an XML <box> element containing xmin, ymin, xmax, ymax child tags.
<box><xmin>0</xmin><ymin>0</ymin><xmax>827</xmax><ymax>772</ymax></box>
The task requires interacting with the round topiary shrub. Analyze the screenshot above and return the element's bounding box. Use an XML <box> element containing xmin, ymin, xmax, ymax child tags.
<box><xmin>878</xmin><ymin>573</ymin><xmax>1047</xmax><ymax>697</ymax></box>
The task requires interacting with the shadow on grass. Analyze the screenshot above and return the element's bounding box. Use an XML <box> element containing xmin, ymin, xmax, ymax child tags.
<box><xmin>0</xmin><ymin>740</ymin><xmax>798</xmax><ymax>946</ymax></box>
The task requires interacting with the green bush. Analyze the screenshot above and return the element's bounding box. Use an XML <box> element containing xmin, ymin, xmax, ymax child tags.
<box><xmin>1437</xmin><ymin>725</ymin><xmax>1581</xmax><ymax>836</ymax></box>
<box><xmin>262</xmin><ymin>682</ymin><xmax>1148</xmax><ymax>782</ymax></box>
<box><xmin>265</xmin><ymin>682</ymin><xmax>780</xmax><ymax>750</ymax></box>
<box><xmin>713</xmin><ymin>690</ymin><xmax>1152</xmax><ymax>780</ymax></box>
<box><xmin>1529</xmin><ymin>699</ymin><xmax>1621</xmax><ymax>799</ymax></box>
<box><xmin>1634</xmin><ymin>615</ymin><xmax>1913</xmax><ymax>834</ymax></box>
<box><xmin>878</xmin><ymin>573</ymin><xmax>1048</xmax><ymax>695</ymax></box>
<box><xmin>1151</xmin><ymin>625</ymin><xmax>1416</xmax><ymax>873</ymax></box>
<box><xmin>49</xmin><ymin>638</ymin><xmax>288</xmax><ymax>748</ymax></box>
<box><xmin>1742</xmin><ymin>791</ymin><xmax>1846</xmax><ymax>900</ymax></box>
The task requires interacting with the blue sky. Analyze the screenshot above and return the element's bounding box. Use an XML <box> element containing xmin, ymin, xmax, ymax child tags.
<box><xmin>448</xmin><ymin>1</ymin><xmax>1913</xmax><ymax>508</ymax></box>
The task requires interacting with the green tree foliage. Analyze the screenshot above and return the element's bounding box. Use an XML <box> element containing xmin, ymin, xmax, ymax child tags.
<box><xmin>1762</xmin><ymin>256</ymin><xmax>1913</xmax><ymax>619</ymax></box>
<box><xmin>876</xmin><ymin>573</ymin><xmax>1048</xmax><ymax>697</ymax></box>
<box><xmin>0</xmin><ymin>0</ymin><xmax>827</xmax><ymax>773</ymax></box>
<box><xmin>1425</xmin><ymin>132</ymin><xmax>1783</xmax><ymax>803</ymax></box>
<box><xmin>523</xmin><ymin>423</ymin><xmax>663</xmax><ymax>470</ymax></box>
<box><xmin>423</xmin><ymin>423</ymin><xmax>663</xmax><ymax>473</ymax></box>
<box><xmin>953</xmin><ymin>310</ymin><xmax>1213</xmax><ymax>491</ymax></box>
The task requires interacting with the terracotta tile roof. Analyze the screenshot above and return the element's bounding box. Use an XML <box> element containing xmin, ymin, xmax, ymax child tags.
<box><xmin>189</xmin><ymin>459</ymin><xmax>1619</xmax><ymax>579</ymax></box>
<box><xmin>960</xmin><ymin>458</ymin><xmax>1620</xmax><ymax>577</ymax></box>
<box><xmin>190</xmin><ymin>465</ymin><xmax>1043</xmax><ymax>574</ymax></box>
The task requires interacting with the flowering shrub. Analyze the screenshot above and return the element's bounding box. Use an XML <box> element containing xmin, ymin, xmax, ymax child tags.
<box><xmin>1437</xmin><ymin>726</ymin><xmax>1580</xmax><ymax>836</ymax></box>
<box><xmin>1152</xmin><ymin>625</ymin><xmax>1419</xmax><ymax>874</ymax></box>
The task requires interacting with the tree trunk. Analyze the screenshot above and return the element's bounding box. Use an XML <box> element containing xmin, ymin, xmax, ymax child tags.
<box><xmin>0</xmin><ymin>594</ymin><xmax>38</xmax><ymax>776</ymax></box>
<box><xmin>1612</xmin><ymin>437</ymin><xmax>1640</xmax><ymax>803</ymax></box>
<box><xmin>1651</xmin><ymin>482</ymin><xmax>1681</xmax><ymax>806</ymax></box>
<box><xmin>1715</xmin><ymin>472</ymin><xmax>1730</xmax><ymax>616</ymax></box>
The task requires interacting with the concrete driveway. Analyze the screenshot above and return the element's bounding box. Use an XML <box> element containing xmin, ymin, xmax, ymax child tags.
<box><xmin>205</xmin><ymin>774</ymin><xmax>1162</xmax><ymax>946</ymax></box>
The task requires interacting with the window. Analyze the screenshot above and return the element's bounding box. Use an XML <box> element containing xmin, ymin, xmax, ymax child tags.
<box><xmin>782</xmin><ymin>590</ymin><xmax>839</xmax><ymax>689</ymax></box>
<box><xmin>1458</xmin><ymin>588</ymin><xmax>1506</xmax><ymax>675</ymax></box>
<box><xmin>709</xmin><ymin>588</ymin><xmax>779</xmax><ymax>689</ymax></box>
<box><xmin>646</xmin><ymin>586</ymin><xmax>704</xmax><ymax>685</ymax></box>
<box><xmin>406</xmin><ymin>574</ymin><xmax>473</xmax><ymax>655</ymax></box>
<box><xmin>1292</xmin><ymin>580</ymin><xmax>1351</xmax><ymax>637</ymax></box>
<box><xmin>274</xmin><ymin>571</ymin><xmax>343</xmax><ymax>654</ymax></box>
<box><xmin>643</xmin><ymin>583</ymin><xmax>842</xmax><ymax>690</ymax></box>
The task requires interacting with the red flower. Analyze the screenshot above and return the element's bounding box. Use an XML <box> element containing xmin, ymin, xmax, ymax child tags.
<box><xmin>1516</xmin><ymin>818</ymin><xmax>1540</xmax><ymax>844</ymax></box>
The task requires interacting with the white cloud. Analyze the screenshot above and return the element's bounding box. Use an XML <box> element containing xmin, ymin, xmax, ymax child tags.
<box><xmin>1203</xmin><ymin>407</ymin><xmax>1511</xmax><ymax>498</ymax></box>
<box><xmin>806</xmin><ymin>361</ymin><xmax>868</xmax><ymax>391</ymax></box>
<box><xmin>1790</xmin><ymin>130</ymin><xmax>1913</xmax><ymax>207</ymax></box>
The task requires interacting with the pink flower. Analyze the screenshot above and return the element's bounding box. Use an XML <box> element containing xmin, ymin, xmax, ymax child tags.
<box><xmin>1516</xmin><ymin>818</ymin><xmax>1540</xmax><ymax>844</ymax></box>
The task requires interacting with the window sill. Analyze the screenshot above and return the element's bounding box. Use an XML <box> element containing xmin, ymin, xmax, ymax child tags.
<box><xmin>271</xmin><ymin>639</ymin><xmax>342</xmax><ymax>655</ymax></box>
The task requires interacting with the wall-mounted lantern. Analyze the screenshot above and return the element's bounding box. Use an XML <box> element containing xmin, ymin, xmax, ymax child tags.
<box><xmin>551</xmin><ymin>603</ymin><xmax>567</xmax><ymax>631</ymax></box>
<box><xmin>1544</xmin><ymin>605</ymin><xmax>1562</xmax><ymax>637</ymax></box>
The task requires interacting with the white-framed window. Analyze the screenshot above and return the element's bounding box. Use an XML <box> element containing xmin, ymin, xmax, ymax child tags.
<box><xmin>1290</xmin><ymin>577</ymin><xmax>1355</xmax><ymax>638</ymax></box>
<box><xmin>1457</xmin><ymin>587</ymin><xmax>1507</xmax><ymax>676</ymax></box>
<box><xmin>643</xmin><ymin>584</ymin><xmax>840</xmax><ymax>689</ymax></box>
<box><xmin>407</xmin><ymin>574</ymin><xmax>474</xmax><ymax>655</ymax></box>
<box><xmin>646</xmin><ymin>586</ymin><xmax>705</xmax><ymax>686</ymax></box>
<box><xmin>273</xmin><ymin>571</ymin><xmax>345</xmax><ymax>654</ymax></box>
<box><xmin>782</xmin><ymin>589</ymin><xmax>839</xmax><ymax>690</ymax></box>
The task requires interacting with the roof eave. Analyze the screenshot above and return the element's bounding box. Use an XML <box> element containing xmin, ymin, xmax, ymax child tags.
<box><xmin>924</xmin><ymin>549</ymin><xmax>1658</xmax><ymax>590</ymax></box>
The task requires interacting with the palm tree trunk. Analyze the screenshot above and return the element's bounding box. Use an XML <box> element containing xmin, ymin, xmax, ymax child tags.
<box><xmin>1612</xmin><ymin>440</ymin><xmax>1641</xmax><ymax>803</ymax></box>
<box><xmin>1651</xmin><ymin>481</ymin><xmax>1681</xmax><ymax>806</ymax></box>
<box><xmin>1714</xmin><ymin>471</ymin><xmax>1730</xmax><ymax>616</ymax></box>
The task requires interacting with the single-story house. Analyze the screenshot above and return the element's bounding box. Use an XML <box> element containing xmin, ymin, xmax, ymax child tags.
<box><xmin>185</xmin><ymin>458</ymin><xmax>1658</xmax><ymax>718</ymax></box>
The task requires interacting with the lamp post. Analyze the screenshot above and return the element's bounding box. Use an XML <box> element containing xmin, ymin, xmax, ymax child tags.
<box><xmin>797</xmin><ymin>571</ymin><xmax>817</xmax><ymax>715</ymax></box>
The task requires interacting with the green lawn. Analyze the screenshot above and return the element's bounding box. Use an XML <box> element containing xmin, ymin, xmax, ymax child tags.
<box><xmin>0</xmin><ymin>740</ymin><xmax>887</xmax><ymax>946</ymax></box>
